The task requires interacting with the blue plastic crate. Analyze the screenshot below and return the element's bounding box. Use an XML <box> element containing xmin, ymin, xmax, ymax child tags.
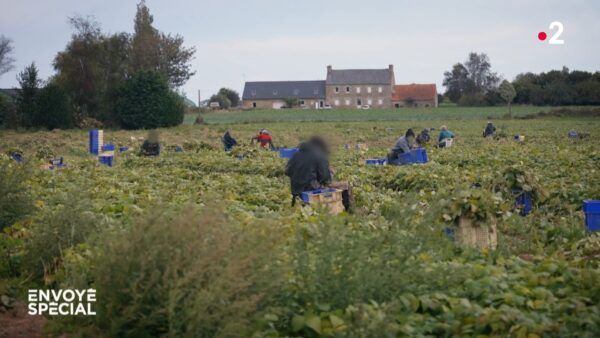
<box><xmin>102</xmin><ymin>144</ymin><xmax>115</xmax><ymax>151</ymax></box>
<box><xmin>11</xmin><ymin>153</ymin><xmax>23</xmax><ymax>163</ymax></box>
<box><xmin>98</xmin><ymin>155</ymin><xmax>114</xmax><ymax>167</ymax></box>
<box><xmin>365</xmin><ymin>158</ymin><xmax>387</xmax><ymax>166</ymax></box>
<box><xmin>513</xmin><ymin>189</ymin><xmax>533</xmax><ymax>216</ymax></box>
<box><xmin>444</xmin><ymin>227</ymin><xmax>455</xmax><ymax>240</ymax></box>
<box><xmin>89</xmin><ymin>129</ymin><xmax>103</xmax><ymax>155</ymax></box>
<box><xmin>583</xmin><ymin>200</ymin><xmax>600</xmax><ymax>232</ymax></box>
<box><xmin>412</xmin><ymin>148</ymin><xmax>428</xmax><ymax>163</ymax></box>
<box><xmin>119</xmin><ymin>146</ymin><xmax>129</xmax><ymax>153</ymax></box>
<box><xmin>301</xmin><ymin>188</ymin><xmax>338</xmax><ymax>203</ymax></box>
<box><xmin>279</xmin><ymin>148</ymin><xmax>299</xmax><ymax>159</ymax></box>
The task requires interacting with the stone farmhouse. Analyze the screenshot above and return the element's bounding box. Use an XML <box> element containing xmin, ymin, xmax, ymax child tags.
<box><xmin>242</xmin><ymin>65</ymin><xmax>437</xmax><ymax>109</ymax></box>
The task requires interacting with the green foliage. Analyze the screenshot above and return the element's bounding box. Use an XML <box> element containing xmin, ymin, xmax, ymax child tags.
<box><xmin>284</xmin><ymin>97</ymin><xmax>298</xmax><ymax>108</ymax></box>
<box><xmin>23</xmin><ymin>192</ymin><xmax>102</xmax><ymax>279</ymax></box>
<box><xmin>0</xmin><ymin>160</ymin><xmax>32</xmax><ymax>231</ymax></box>
<box><xmin>209</xmin><ymin>94</ymin><xmax>231</xmax><ymax>109</ymax></box>
<box><xmin>89</xmin><ymin>205</ymin><xmax>282</xmax><ymax>337</ymax></box>
<box><xmin>114</xmin><ymin>70</ymin><xmax>184</xmax><ymax>129</ymax></box>
<box><xmin>440</xmin><ymin>188</ymin><xmax>503</xmax><ymax>224</ymax></box>
<box><xmin>34</xmin><ymin>83</ymin><xmax>73</xmax><ymax>129</ymax></box>
<box><xmin>217</xmin><ymin>88</ymin><xmax>240</xmax><ymax>107</ymax></box>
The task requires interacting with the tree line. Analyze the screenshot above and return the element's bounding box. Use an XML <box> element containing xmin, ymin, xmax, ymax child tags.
<box><xmin>0</xmin><ymin>0</ymin><xmax>194</xmax><ymax>130</ymax></box>
<box><xmin>442</xmin><ymin>52</ymin><xmax>600</xmax><ymax>107</ymax></box>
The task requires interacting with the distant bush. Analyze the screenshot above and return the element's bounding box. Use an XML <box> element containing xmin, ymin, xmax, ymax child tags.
<box><xmin>23</xmin><ymin>192</ymin><xmax>102</xmax><ymax>278</ymax></box>
<box><xmin>34</xmin><ymin>83</ymin><xmax>74</xmax><ymax>129</ymax></box>
<box><xmin>0</xmin><ymin>160</ymin><xmax>33</xmax><ymax>231</ymax></box>
<box><xmin>89</xmin><ymin>205</ymin><xmax>283</xmax><ymax>337</ymax></box>
<box><xmin>114</xmin><ymin>71</ymin><xmax>184</xmax><ymax>129</ymax></box>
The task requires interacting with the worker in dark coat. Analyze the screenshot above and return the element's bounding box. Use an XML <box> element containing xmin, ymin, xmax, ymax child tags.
<box><xmin>416</xmin><ymin>128</ymin><xmax>431</xmax><ymax>146</ymax></box>
<box><xmin>285</xmin><ymin>136</ymin><xmax>352</xmax><ymax>211</ymax></box>
<box><xmin>483</xmin><ymin>122</ymin><xmax>496</xmax><ymax>138</ymax></box>
<box><xmin>141</xmin><ymin>130</ymin><xmax>160</xmax><ymax>156</ymax></box>
<box><xmin>222</xmin><ymin>129</ymin><xmax>238</xmax><ymax>151</ymax></box>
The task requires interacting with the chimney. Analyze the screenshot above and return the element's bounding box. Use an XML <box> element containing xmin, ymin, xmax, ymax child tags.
<box><xmin>388</xmin><ymin>64</ymin><xmax>394</xmax><ymax>71</ymax></box>
<box><xmin>327</xmin><ymin>65</ymin><xmax>332</xmax><ymax>73</ymax></box>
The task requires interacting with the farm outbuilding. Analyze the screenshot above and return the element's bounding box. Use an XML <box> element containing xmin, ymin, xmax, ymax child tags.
<box><xmin>392</xmin><ymin>84</ymin><xmax>438</xmax><ymax>108</ymax></box>
<box><xmin>242</xmin><ymin>81</ymin><xmax>326</xmax><ymax>109</ymax></box>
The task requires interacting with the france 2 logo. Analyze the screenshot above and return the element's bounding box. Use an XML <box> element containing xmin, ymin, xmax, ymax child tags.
<box><xmin>538</xmin><ymin>21</ymin><xmax>564</xmax><ymax>45</ymax></box>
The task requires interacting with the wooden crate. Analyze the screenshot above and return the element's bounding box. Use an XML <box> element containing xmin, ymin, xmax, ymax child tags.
<box><xmin>302</xmin><ymin>189</ymin><xmax>344</xmax><ymax>215</ymax></box>
<box><xmin>456</xmin><ymin>216</ymin><xmax>497</xmax><ymax>250</ymax></box>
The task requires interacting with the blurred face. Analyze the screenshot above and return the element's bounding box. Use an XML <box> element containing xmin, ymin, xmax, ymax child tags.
<box><xmin>407</xmin><ymin>135</ymin><xmax>415</xmax><ymax>143</ymax></box>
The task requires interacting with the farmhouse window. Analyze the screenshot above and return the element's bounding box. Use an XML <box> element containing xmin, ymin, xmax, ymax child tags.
<box><xmin>252</xmin><ymin>102</ymin><xmax>257</xmax><ymax>108</ymax></box>
<box><xmin>335</xmin><ymin>87</ymin><xmax>339</xmax><ymax>93</ymax></box>
<box><xmin>334</xmin><ymin>99</ymin><xmax>340</xmax><ymax>106</ymax></box>
<box><xmin>377</xmin><ymin>87</ymin><xmax>383</xmax><ymax>93</ymax></box>
<box><xmin>367</xmin><ymin>98</ymin><xmax>372</xmax><ymax>105</ymax></box>
<box><xmin>346</xmin><ymin>86</ymin><xmax>350</xmax><ymax>93</ymax></box>
<box><xmin>299</xmin><ymin>100</ymin><xmax>305</xmax><ymax>105</ymax></box>
<box><xmin>344</xmin><ymin>99</ymin><xmax>350</xmax><ymax>105</ymax></box>
<box><xmin>357</xmin><ymin>98</ymin><xmax>362</xmax><ymax>105</ymax></box>
<box><xmin>377</xmin><ymin>98</ymin><xmax>383</xmax><ymax>105</ymax></box>
<box><xmin>356</xmin><ymin>87</ymin><xmax>361</xmax><ymax>93</ymax></box>
<box><xmin>367</xmin><ymin>87</ymin><xmax>372</xmax><ymax>93</ymax></box>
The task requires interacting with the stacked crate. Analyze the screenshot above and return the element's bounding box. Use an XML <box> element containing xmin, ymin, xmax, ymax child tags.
<box><xmin>301</xmin><ymin>188</ymin><xmax>344</xmax><ymax>215</ymax></box>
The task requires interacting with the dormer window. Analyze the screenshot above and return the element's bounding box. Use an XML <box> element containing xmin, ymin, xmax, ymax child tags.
<box><xmin>293</xmin><ymin>89</ymin><xmax>299</xmax><ymax>95</ymax></box>
<box><xmin>313</xmin><ymin>88</ymin><xmax>319</xmax><ymax>95</ymax></box>
<box><xmin>273</xmin><ymin>90</ymin><xmax>278</xmax><ymax>95</ymax></box>
<box><xmin>251</xmin><ymin>90</ymin><xmax>256</xmax><ymax>96</ymax></box>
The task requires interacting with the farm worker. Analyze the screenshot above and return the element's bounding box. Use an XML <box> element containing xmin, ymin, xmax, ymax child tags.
<box><xmin>141</xmin><ymin>130</ymin><xmax>160</xmax><ymax>156</ymax></box>
<box><xmin>438</xmin><ymin>125</ymin><xmax>455</xmax><ymax>147</ymax></box>
<box><xmin>222</xmin><ymin>129</ymin><xmax>238</xmax><ymax>151</ymax></box>
<box><xmin>416</xmin><ymin>128</ymin><xmax>431</xmax><ymax>146</ymax></box>
<box><xmin>252</xmin><ymin>129</ymin><xmax>274</xmax><ymax>149</ymax></box>
<box><xmin>387</xmin><ymin>129</ymin><xmax>416</xmax><ymax>163</ymax></box>
<box><xmin>285</xmin><ymin>136</ymin><xmax>353</xmax><ymax>212</ymax></box>
<box><xmin>483</xmin><ymin>122</ymin><xmax>496</xmax><ymax>137</ymax></box>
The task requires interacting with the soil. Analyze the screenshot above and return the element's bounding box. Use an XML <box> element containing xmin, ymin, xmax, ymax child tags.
<box><xmin>0</xmin><ymin>303</ymin><xmax>46</xmax><ymax>338</ymax></box>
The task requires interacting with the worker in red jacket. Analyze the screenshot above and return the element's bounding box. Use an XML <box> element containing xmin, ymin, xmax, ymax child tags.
<box><xmin>252</xmin><ymin>129</ymin><xmax>275</xmax><ymax>149</ymax></box>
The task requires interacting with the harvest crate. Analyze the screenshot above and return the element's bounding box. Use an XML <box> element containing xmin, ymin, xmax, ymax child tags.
<box><xmin>365</xmin><ymin>158</ymin><xmax>387</xmax><ymax>166</ymax></box>
<box><xmin>98</xmin><ymin>155</ymin><xmax>114</xmax><ymax>167</ymax></box>
<box><xmin>279</xmin><ymin>148</ymin><xmax>299</xmax><ymax>159</ymax></box>
<box><xmin>390</xmin><ymin>148</ymin><xmax>429</xmax><ymax>165</ymax></box>
<box><xmin>583</xmin><ymin>200</ymin><xmax>600</xmax><ymax>232</ymax></box>
<box><xmin>455</xmin><ymin>216</ymin><xmax>498</xmax><ymax>250</ymax></box>
<box><xmin>89</xmin><ymin>129</ymin><xmax>104</xmax><ymax>155</ymax></box>
<box><xmin>102</xmin><ymin>144</ymin><xmax>115</xmax><ymax>156</ymax></box>
<box><xmin>301</xmin><ymin>188</ymin><xmax>344</xmax><ymax>214</ymax></box>
<box><xmin>514</xmin><ymin>190</ymin><xmax>533</xmax><ymax>216</ymax></box>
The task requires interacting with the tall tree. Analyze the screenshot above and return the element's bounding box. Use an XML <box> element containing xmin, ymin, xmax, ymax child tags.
<box><xmin>54</xmin><ymin>16</ymin><xmax>129</xmax><ymax>123</ymax></box>
<box><xmin>0</xmin><ymin>35</ymin><xmax>15</xmax><ymax>77</ymax></box>
<box><xmin>130</xmin><ymin>1</ymin><xmax>195</xmax><ymax>88</ymax></box>
<box><xmin>217</xmin><ymin>88</ymin><xmax>240</xmax><ymax>107</ymax></box>
<box><xmin>16</xmin><ymin>63</ymin><xmax>41</xmax><ymax>127</ymax></box>
<box><xmin>443</xmin><ymin>52</ymin><xmax>500</xmax><ymax>104</ymax></box>
<box><xmin>498</xmin><ymin>80</ymin><xmax>516</xmax><ymax>118</ymax></box>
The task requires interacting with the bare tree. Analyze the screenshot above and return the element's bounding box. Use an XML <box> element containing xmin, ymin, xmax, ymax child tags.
<box><xmin>0</xmin><ymin>35</ymin><xmax>16</xmax><ymax>77</ymax></box>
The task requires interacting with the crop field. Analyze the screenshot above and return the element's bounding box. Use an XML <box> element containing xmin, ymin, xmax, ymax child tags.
<box><xmin>187</xmin><ymin>106</ymin><xmax>598</xmax><ymax>124</ymax></box>
<box><xmin>1</xmin><ymin>114</ymin><xmax>600</xmax><ymax>337</ymax></box>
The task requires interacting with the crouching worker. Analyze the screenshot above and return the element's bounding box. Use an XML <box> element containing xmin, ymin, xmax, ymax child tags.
<box><xmin>141</xmin><ymin>130</ymin><xmax>160</xmax><ymax>156</ymax></box>
<box><xmin>252</xmin><ymin>129</ymin><xmax>275</xmax><ymax>149</ymax></box>
<box><xmin>483</xmin><ymin>121</ymin><xmax>496</xmax><ymax>138</ymax></box>
<box><xmin>222</xmin><ymin>129</ymin><xmax>238</xmax><ymax>151</ymax></box>
<box><xmin>387</xmin><ymin>129</ymin><xmax>416</xmax><ymax>163</ymax></box>
<box><xmin>438</xmin><ymin>125</ymin><xmax>455</xmax><ymax>148</ymax></box>
<box><xmin>285</xmin><ymin>136</ymin><xmax>353</xmax><ymax>212</ymax></box>
<box><xmin>416</xmin><ymin>128</ymin><xmax>431</xmax><ymax>146</ymax></box>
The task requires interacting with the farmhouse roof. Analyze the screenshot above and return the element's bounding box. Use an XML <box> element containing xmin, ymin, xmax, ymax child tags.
<box><xmin>392</xmin><ymin>84</ymin><xmax>437</xmax><ymax>101</ymax></box>
<box><xmin>242</xmin><ymin>80</ymin><xmax>326</xmax><ymax>100</ymax></box>
<box><xmin>326</xmin><ymin>67</ymin><xmax>394</xmax><ymax>85</ymax></box>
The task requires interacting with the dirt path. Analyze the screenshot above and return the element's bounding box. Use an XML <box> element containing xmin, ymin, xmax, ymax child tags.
<box><xmin>0</xmin><ymin>303</ymin><xmax>46</xmax><ymax>338</ymax></box>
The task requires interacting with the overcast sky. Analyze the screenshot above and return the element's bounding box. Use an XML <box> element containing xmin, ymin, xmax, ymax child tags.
<box><xmin>1</xmin><ymin>0</ymin><xmax>598</xmax><ymax>102</ymax></box>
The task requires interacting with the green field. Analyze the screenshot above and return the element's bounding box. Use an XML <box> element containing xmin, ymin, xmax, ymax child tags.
<box><xmin>186</xmin><ymin>105</ymin><xmax>597</xmax><ymax>124</ymax></box>
<box><xmin>1</xmin><ymin>113</ymin><xmax>599</xmax><ymax>336</ymax></box>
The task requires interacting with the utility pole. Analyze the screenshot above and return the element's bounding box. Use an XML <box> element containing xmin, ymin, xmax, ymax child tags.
<box><xmin>197</xmin><ymin>89</ymin><xmax>201</xmax><ymax>107</ymax></box>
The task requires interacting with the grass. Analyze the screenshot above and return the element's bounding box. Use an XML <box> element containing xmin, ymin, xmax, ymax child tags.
<box><xmin>187</xmin><ymin>106</ymin><xmax>598</xmax><ymax>125</ymax></box>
